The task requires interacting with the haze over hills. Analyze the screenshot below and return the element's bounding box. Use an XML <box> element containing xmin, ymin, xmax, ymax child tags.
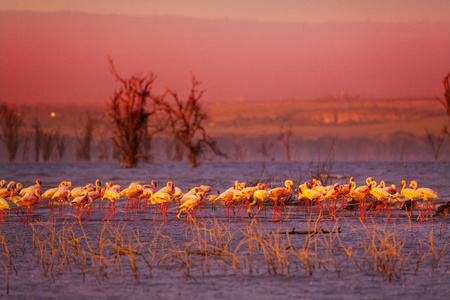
<box><xmin>0</xmin><ymin>11</ymin><xmax>449</xmax><ymax>106</ymax></box>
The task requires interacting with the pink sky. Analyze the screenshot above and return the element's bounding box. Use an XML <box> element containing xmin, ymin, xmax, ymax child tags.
<box><xmin>0</xmin><ymin>2</ymin><xmax>449</xmax><ymax>105</ymax></box>
<box><xmin>1</xmin><ymin>0</ymin><xmax>449</xmax><ymax>22</ymax></box>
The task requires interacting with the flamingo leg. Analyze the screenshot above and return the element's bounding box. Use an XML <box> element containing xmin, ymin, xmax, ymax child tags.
<box><xmin>14</xmin><ymin>208</ymin><xmax>25</xmax><ymax>223</ymax></box>
<box><xmin>102</xmin><ymin>206</ymin><xmax>114</xmax><ymax>221</ymax></box>
<box><xmin>129</xmin><ymin>198</ymin><xmax>134</xmax><ymax>221</ymax></box>
<box><xmin>153</xmin><ymin>204</ymin><xmax>160</xmax><ymax>221</ymax></box>
<box><xmin>272</xmin><ymin>199</ymin><xmax>278</xmax><ymax>221</ymax></box>
<box><xmin>85</xmin><ymin>207</ymin><xmax>89</xmax><ymax>224</ymax></box>
<box><xmin>281</xmin><ymin>200</ymin><xmax>287</xmax><ymax>221</ymax></box>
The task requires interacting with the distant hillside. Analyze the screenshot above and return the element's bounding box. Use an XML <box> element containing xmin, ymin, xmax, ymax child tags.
<box><xmin>0</xmin><ymin>11</ymin><xmax>449</xmax><ymax>106</ymax></box>
<box><xmin>204</xmin><ymin>98</ymin><xmax>446</xmax><ymax>139</ymax></box>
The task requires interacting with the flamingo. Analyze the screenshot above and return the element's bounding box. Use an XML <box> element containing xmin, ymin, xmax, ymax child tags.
<box><xmin>248</xmin><ymin>189</ymin><xmax>273</xmax><ymax>219</ymax></box>
<box><xmin>20</xmin><ymin>179</ymin><xmax>42</xmax><ymax>196</ymax></box>
<box><xmin>241</xmin><ymin>184</ymin><xmax>261</xmax><ymax>201</ymax></box>
<box><xmin>400</xmin><ymin>180</ymin><xmax>422</xmax><ymax>219</ymax></box>
<box><xmin>368</xmin><ymin>181</ymin><xmax>394</xmax><ymax>221</ymax></box>
<box><xmin>149</xmin><ymin>190</ymin><xmax>175</xmax><ymax>221</ymax></box>
<box><xmin>51</xmin><ymin>181</ymin><xmax>71</xmax><ymax>217</ymax></box>
<box><xmin>42</xmin><ymin>182</ymin><xmax>67</xmax><ymax>199</ymax></box>
<box><xmin>71</xmin><ymin>191</ymin><xmax>93</xmax><ymax>223</ymax></box>
<box><xmin>206</xmin><ymin>191</ymin><xmax>220</xmax><ymax>204</ymax></box>
<box><xmin>340</xmin><ymin>177</ymin><xmax>355</xmax><ymax>195</ymax></box>
<box><xmin>177</xmin><ymin>191</ymin><xmax>204</xmax><ymax>221</ymax></box>
<box><xmin>311</xmin><ymin>179</ymin><xmax>328</xmax><ymax>195</ymax></box>
<box><xmin>69</xmin><ymin>184</ymin><xmax>94</xmax><ymax>200</ymax></box>
<box><xmin>0</xmin><ymin>181</ymin><xmax>15</xmax><ymax>199</ymax></box>
<box><xmin>236</xmin><ymin>183</ymin><xmax>266</xmax><ymax>219</ymax></box>
<box><xmin>102</xmin><ymin>182</ymin><xmax>121</xmax><ymax>221</ymax></box>
<box><xmin>323</xmin><ymin>183</ymin><xmax>342</xmax><ymax>219</ymax></box>
<box><xmin>88</xmin><ymin>181</ymin><xmax>102</xmax><ymax>204</ymax></box>
<box><xmin>180</xmin><ymin>187</ymin><xmax>202</xmax><ymax>204</ymax></box>
<box><xmin>0</xmin><ymin>198</ymin><xmax>10</xmax><ymax>223</ymax></box>
<box><xmin>11</xmin><ymin>182</ymin><xmax>23</xmax><ymax>197</ymax></box>
<box><xmin>268</xmin><ymin>180</ymin><xmax>293</xmax><ymax>221</ymax></box>
<box><xmin>141</xmin><ymin>181</ymin><xmax>157</xmax><ymax>215</ymax></box>
<box><xmin>348</xmin><ymin>178</ymin><xmax>373</xmax><ymax>221</ymax></box>
<box><xmin>409</xmin><ymin>180</ymin><xmax>439</xmax><ymax>221</ymax></box>
<box><xmin>299</xmin><ymin>184</ymin><xmax>324</xmax><ymax>219</ymax></box>
<box><xmin>119</xmin><ymin>184</ymin><xmax>143</xmax><ymax>221</ymax></box>
<box><xmin>14</xmin><ymin>189</ymin><xmax>42</xmax><ymax>224</ymax></box>
<box><xmin>157</xmin><ymin>182</ymin><xmax>175</xmax><ymax>195</ymax></box>
<box><xmin>378</xmin><ymin>180</ymin><xmax>397</xmax><ymax>195</ymax></box>
<box><xmin>215</xmin><ymin>184</ymin><xmax>240</xmax><ymax>221</ymax></box>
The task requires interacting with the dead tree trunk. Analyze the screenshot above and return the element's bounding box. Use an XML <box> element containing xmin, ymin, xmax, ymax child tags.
<box><xmin>75</xmin><ymin>115</ymin><xmax>94</xmax><ymax>161</ymax></box>
<box><xmin>22</xmin><ymin>132</ymin><xmax>32</xmax><ymax>162</ymax></box>
<box><xmin>96</xmin><ymin>119</ymin><xmax>110</xmax><ymax>161</ymax></box>
<box><xmin>33</xmin><ymin>119</ymin><xmax>42</xmax><ymax>162</ymax></box>
<box><xmin>41</xmin><ymin>130</ymin><xmax>58</xmax><ymax>161</ymax></box>
<box><xmin>0</xmin><ymin>104</ymin><xmax>23</xmax><ymax>162</ymax></box>
<box><xmin>438</xmin><ymin>72</ymin><xmax>450</xmax><ymax>123</ymax></box>
<box><xmin>55</xmin><ymin>131</ymin><xmax>66</xmax><ymax>161</ymax></box>
<box><xmin>257</xmin><ymin>139</ymin><xmax>275</xmax><ymax>161</ymax></box>
<box><xmin>278</xmin><ymin>124</ymin><xmax>293</xmax><ymax>161</ymax></box>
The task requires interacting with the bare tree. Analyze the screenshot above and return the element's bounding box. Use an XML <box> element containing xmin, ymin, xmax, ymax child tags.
<box><xmin>256</xmin><ymin>139</ymin><xmax>275</xmax><ymax>161</ymax></box>
<box><xmin>33</xmin><ymin>119</ymin><xmax>42</xmax><ymax>161</ymax></box>
<box><xmin>22</xmin><ymin>131</ymin><xmax>32</xmax><ymax>162</ymax></box>
<box><xmin>163</xmin><ymin>135</ymin><xmax>185</xmax><ymax>161</ymax></box>
<box><xmin>112</xmin><ymin>140</ymin><xmax>121</xmax><ymax>163</ymax></box>
<box><xmin>233</xmin><ymin>143</ymin><xmax>249</xmax><ymax>161</ymax></box>
<box><xmin>427</xmin><ymin>72</ymin><xmax>450</xmax><ymax>160</ymax></box>
<box><xmin>75</xmin><ymin>115</ymin><xmax>94</xmax><ymax>161</ymax></box>
<box><xmin>437</xmin><ymin>72</ymin><xmax>450</xmax><ymax>123</ymax></box>
<box><xmin>278</xmin><ymin>124</ymin><xmax>293</xmax><ymax>161</ymax></box>
<box><xmin>107</xmin><ymin>58</ymin><xmax>163</xmax><ymax>168</ymax></box>
<box><xmin>0</xmin><ymin>104</ymin><xmax>23</xmax><ymax>162</ymax></box>
<box><xmin>55</xmin><ymin>130</ymin><xmax>66</xmax><ymax>161</ymax></box>
<box><xmin>158</xmin><ymin>75</ymin><xmax>226</xmax><ymax>167</ymax></box>
<box><xmin>426</xmin><ymin>126</ymin><xmax>447</xmax><ymax>160</ymax></box>
<box><xmin>41</xmin><ymin>130</ymin><xmax>58</xmax><ymax>161</ymax></box>
<box><xmin>139</xmin><ymin>127</ymin><xmax>154</xmax><ymax>163</ymax></box>
<box><xmin>96</xmin><ymin>120</ymin><xmax>110</xmax><ymax>161</ymax></box>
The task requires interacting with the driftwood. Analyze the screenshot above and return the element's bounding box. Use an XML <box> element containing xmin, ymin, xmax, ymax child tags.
<box><xmin>270</xmin><ymin>227</ymin><xmax>341</xmax><ymax>235</ymax></box>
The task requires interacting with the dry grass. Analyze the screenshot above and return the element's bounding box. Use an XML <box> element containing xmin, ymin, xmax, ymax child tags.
<box><xmin>0</xmin><ymin>218</ymin><xmax>448</xmax><ymax>294</ymax></box>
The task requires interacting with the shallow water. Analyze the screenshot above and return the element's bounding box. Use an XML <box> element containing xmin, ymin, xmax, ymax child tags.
<box><xmin>0</xmin><ymin>161</ymin><xmax>449</xmax><ymax>299</ymax></box>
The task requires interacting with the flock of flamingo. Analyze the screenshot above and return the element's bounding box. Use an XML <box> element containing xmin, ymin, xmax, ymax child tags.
<box><xmin>0</xmin><ymin>176</ymin><xmax>448</xmax><ymax>225</ymax></box>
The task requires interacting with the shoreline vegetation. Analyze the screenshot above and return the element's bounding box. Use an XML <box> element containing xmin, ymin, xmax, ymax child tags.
<box><xmin>1</xmin><ymin>98</ymin><xmax>449</xmax><ymax>163</ymax></box>
<box><xmin>0</xmin><ymin>218</ymin><xmax>448</xmax><ymax>296</ymax></box>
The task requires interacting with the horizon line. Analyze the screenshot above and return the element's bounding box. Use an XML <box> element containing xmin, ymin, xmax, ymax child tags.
<box><xmin>1</xmin><ymin>9</ymin><xmax>450</xmax><ymax>25</ymax></box>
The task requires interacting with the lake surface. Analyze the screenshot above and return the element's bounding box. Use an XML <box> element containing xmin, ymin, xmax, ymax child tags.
<box><xmin>0</xmin><ymin>161</ymin><xmax>449</xmax><ymax>299</ymax></box>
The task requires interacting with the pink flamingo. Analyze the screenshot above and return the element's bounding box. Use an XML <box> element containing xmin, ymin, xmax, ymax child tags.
<box><xmin>14</xmin><ymin>190</ymin><xmax>42</xmax><ymax>224</ymax></box>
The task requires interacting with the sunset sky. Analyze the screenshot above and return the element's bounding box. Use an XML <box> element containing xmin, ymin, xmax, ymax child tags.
<box><xmin>0</xmin><ymin>1</ymin><xmax>449</xmax><ymax>105</ymax></box>
<box><xmin>1</xmin><ymin>0</ymin><xmax>449</xmax><ymax>22</ymax></box>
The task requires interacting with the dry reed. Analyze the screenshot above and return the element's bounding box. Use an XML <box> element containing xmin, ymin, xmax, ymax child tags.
<box><xmin>0</xmin><ymin>218</ymin><xmax>448</xmax><ymax>295</ymax></box>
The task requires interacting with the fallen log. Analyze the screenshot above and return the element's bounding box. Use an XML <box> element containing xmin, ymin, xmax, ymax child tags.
<box><xmin>270</xmin><ymin>227</ymin><xmax>341</xmax><ymax>235</ymax></box>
